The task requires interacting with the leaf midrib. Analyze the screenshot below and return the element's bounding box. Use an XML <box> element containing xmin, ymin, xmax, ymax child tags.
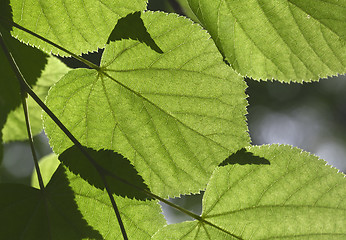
<box><xmin>100</xmin><ymin>69</ymin><xmax>237</xmax><ymax>152</ymax></box>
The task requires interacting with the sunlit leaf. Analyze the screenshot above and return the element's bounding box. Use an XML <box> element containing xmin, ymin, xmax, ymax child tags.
<box><xmin>59</xmin><ymin>145</ymin><xmax>152</xmax><ymax>200</ymax></box>
<box><xmin>0</xmin><ymin>0</ymin><xmax>47</xmax><ymax>162</ymax></box>
<box><xmin>153</xmin><ymin>144</ymin><xmax>346</xmax><ymax>239</ymax></box>
<box><xmin>188</xmin><ymin>0</ymin><xmax>346</xmax><ymax>82</ymax></box>
<box><xmin>153</xmin><ymin>221</ymin><xmax>233</xmax><ymax>239</ymax></box>
<box><xmin>12</xmin><ymin>158</ymin><xmax>166</xmax><ymax>239</ymax></box>
<box><xmin>31</xmin><ymin>153</ymin><xmax>60</xmax><ymax>188</ymax></box>
<box><xmin>3</xmin><ymin>57</ymin><xmax>70</xmax><ymax>142</ymax></box>
<box><xmin>43</xmin><ymin>11</ymin><xmax>249</xmax><ymax>197</ymax></box>
<box><xmin>9</xmin><ymin>0</ymin><xmax>148</xmax><ymax>56</ymax></box>
<box><xmin>107</xmin><ymin>11</ymin><xmax>163</xmax><ymax>54</ymax></box>
<box><xmin>171</xmin><ymin>0</ymin><xmax>201</xmax><ymax>24</ymax></box>
<box><xmin>65</xmin><ymin>165</ymin><xmax>166</xmax><ymax>239</ymax></box>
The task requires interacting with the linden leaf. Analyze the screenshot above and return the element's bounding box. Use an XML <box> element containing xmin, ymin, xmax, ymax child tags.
<box><xmin>0</xmin><ymin>167</ymin><xmax>103</xmax><ymax>239</ymax></box>
<box><xmin>3</xmin><ymin>56</ymin><xmax>70</xmax><ymax>142</ymax></box>
<box><xmin>0</xmin><ymin>0</ymin><xmax>47</xmax><ymax>161</ymax></box>
<box><xmin>59</xmin><ymin>145</ymin><xmax>152</xmax><ymax>200</ymax></box>
<box><xmin>43</xmin><ymin>11</ymin><xmax>249</xmax><ymax>197</ymax></box>
<box><xmin>8</xmin><ymin>0</ymin><xmax>148</xmax><ymax>56</ymax></box>
<box><xmin>153</xmin><ymin>144</ymin><xmax>346</xmax><ymax>239</ymax></box>
<box><xmin>188</xmin><ymin>0</ymin><xmax>346</xmax><ymax>82</ymax></box>
<box><xmin>31</xmin><ymin>155</ymin><xmax>165</xmax><ymax>239</ymax></box>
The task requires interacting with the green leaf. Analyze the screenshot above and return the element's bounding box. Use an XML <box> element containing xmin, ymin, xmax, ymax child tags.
<box><xmin>43</xmin><ymin>11</ymin><xmax>249</xmax><ymax>197</ymax></box>
<box><xmin>0</xmin><ymin>2</ymin><xmax>47</xmax><ymax>162</ymax></box>
<box><xmin>175</xmin><ymin>0</ymin><xmax>201</xmax><ymax>24</ymax></box>
<box><xmin>31</xmin><ymin>153</ymin><xmax>60</xmax><ymax>188</ymax></box>
<box><xmin>0</xmin><ymin>166</ymin><xmax>103</xmax><ymax>240</ymax></box>
<box><xmin>57</xmin><ymin>165</ymin><xmax>165</xmax><ymax>239</ymax></box>
<box><xmin>153</xmin><ymin>144</ymin><xmax>346</xmax><ymax>239</ymax></box>
<box><xmin>9</xmin><ymin>0</ymin><xmax>148</xmax><ymax>56</ymax></box>
<box><xmin>3</xmin><ymin>56</ymin><xmax>70</xmax><ymax>142</ymax></box>
<box><xmin>107</xmin><ymin>11</ymin><xmax>163</xmax><ymax>54</ymax></box>
<box><xmin>15</xmin><ymin>157</ymin><xmax>166</xmax><ymax>239</ymax></box>
<box><xmin>59</xmin><ymin>145</ymin><xmax>152</xmax><ymax>200</ymax></box>
<box><xmin>219</xmin><ymin>147</ymin><xmax>270</xmax><ymax>166</ymax></box>
<box><xmin>153</xmin><ymin>221</ymin><xmax>233</xmax><ymax>239</ymax></box>
<box><xmin>188</xmin><ymin>0</ymin><xmax>346</xmax><ymax>82</ymax></box>
<box><xmin>65</xmin><ymin>165</ymin><xmax>166</xmax><ymax>239</ymax></box>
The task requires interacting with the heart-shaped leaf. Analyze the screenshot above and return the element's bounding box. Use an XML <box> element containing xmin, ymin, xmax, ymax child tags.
<box><xmin>153</xmin><ymin>144</ymin><xmax>346</xmax><ymax>239</ymax></box>
<box><xmin>188</xmin><ymin>0</ymin><xmax>346</xmax><ymax>82</ymax></box>
<box><xmin>43</xmin><ymin>11</ymin><xmax>249</xmax><ymax>197</ymax></box>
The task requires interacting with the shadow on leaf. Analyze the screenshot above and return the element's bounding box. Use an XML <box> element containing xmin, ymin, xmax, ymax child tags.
<box><xmin>0</xmin><ymin>0</ymin><xmax>13</xmax><ymax>32</ymax></box>
<box><xmin>219</xmin><ymin>148</ymin><xmax>270</xmax><ymax>166</ymax></box>
<box><xmin>107</xmin><ymin>11</ymin><xmax>163</xmax><ymax>54</ymax></box>
<box><xmin>46</xmin><ymin>165</ymin><xmax>103</xmax><ymax>239</ymax></box>
<box><xmin>0</xmin><ymin>165</ymin><xmax>102</xmax><ymax>239</ymax></box>
<box><xmin>0</xmin><ymin>0</ymin><xmax>47</xmax><ymax>162</ymax></box>
<box><xmin>59</xmin><ymin>146</ymin><xmax>152</xmax><ymax>200</ymax></box>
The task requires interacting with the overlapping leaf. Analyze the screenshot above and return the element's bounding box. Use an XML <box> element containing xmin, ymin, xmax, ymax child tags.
<box><xmin>31</xmin><ymin>153</ymin><xmax>60</xmax><ymax>188</ymax></box>
<box><xmin>66</xmin><ymin>166</ymin><xmax>166</xmax><ymax>240</ymax></box>
<box><xmin>29</xmin><ymin>154</ymin><xmax>165</xmax><ymax>240</ymax></box>
<box><xmin>0</xmin><ymin>0</ymin><xmax>47</xmax><ymax>161</ymax></box>
<box><xmin>59</xmin><ymin>146</ymin><xmax>152</xmax><ymax>200</ymax></box>
<box><xmin>43</xmin><ymin>11</ymin><xmax>249</xmax><ymax>197</ymax></box>
<box><xmin>153</xmin><ymin>145</ymin><xmax>346</xmax><ymax>239</ymax></box>
<box><xmin>2</xmin><ymin>56</ymin><xmax>70</xmax><ymax>142</ymax></box>
<box><xmin>188</xmin><ymin>0</ymin><xmax>346</xmax><ymax>82</ymax></box>
<box><xmin>0</xmin><ymin>166</ymin><xmax>103</xmax><ymax>240</ymax></box>
<box><xmin>9</xmin><ymin>0</ymin><xmax>148</xmax><ymax>56</ymax></box>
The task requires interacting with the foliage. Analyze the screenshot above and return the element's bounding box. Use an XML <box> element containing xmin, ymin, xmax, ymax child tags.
<box><xmin>188</xmin><ymin>0</ymin><xmax>346</xmax><ymax>82</ymax></box>
<box><xmin>0</xmin><ymin>0</ymin><xmax>345</xmax><ymax>239</ymax></box>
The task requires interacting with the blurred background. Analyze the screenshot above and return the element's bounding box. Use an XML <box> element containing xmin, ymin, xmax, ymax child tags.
<box><xmin>1</xmin><ymin>0</ymin><xmax>345</xmax><ymax>225</ymax></box>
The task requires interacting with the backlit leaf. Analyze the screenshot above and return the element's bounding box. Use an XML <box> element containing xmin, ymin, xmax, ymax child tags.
<box><xmin>65</xmin><ymin>165</ymin><xmax>166</xmax><ymax>239</ymax></box>
<box><xmin>43</xmin><ymin>11</ymin><xmax>249</xmax><ymax>197</ymax></box>
<box><xmin>31</xmin><ymin>153</ymin><xmax>60</xmax><ymax>188</ymax></box>
<box><xmin>59</xmin><ymin>145</ymin><xmax>152</xmax><ymax>200</ymax></box>
<box><xmin>3</xmin><ymin>56</ymin><xmax>70</xmax><ymax>142</ymax></box>
<box><xmin>0</xmin><ymin>1</ymin><xmax>47</xmax><ymax>161</ymax></box>
<box><xmin>5</xmin><ymin>158</ymin><xmax>166</xmax><ymax>239</ymax></box>
<box><xmin>153</xmin><ymin>144</ymin><xmax>346</xmax><ymax>239</ymax></box>
<box><xmin>188</xmin><ymin>0</ymin><xmax>346</xmax><ymax>82</ymax></box>
<box><xmin>9</xmin><ymin>0</ymin><xmax>148</xmax><ymax>56</ymax></box>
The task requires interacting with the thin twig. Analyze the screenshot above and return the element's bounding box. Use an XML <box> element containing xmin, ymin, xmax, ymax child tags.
<box><xmin>0</xmin><ymin>18</ymin><xmax>99</xmax><ymax>70</ymax></box>
<box><xmin>0</xmin><ymin>30</ymin><xmax>128</xmax><ymax>240</ymax></box>
<box><xmin>101</xmin><ymin>174</ymin><xmax>128</xmax><ymax>240</ymax></box>
<box><xmin>0</xmin><ymin>32</ymin><xmax>45</xmax><ymax>191</ymax></box>
<box><xmin>100</xmin><ymin>167</ymin><xmax>243</xmax><ymax>240</ymax></box>
<box><xmin>21</xmin><ymin>91</ymin><xmax>46</xmax><ymax>191</ymax></box>
<box><xmin>1</xmin><ymin>21</ymin><xmax>244</xmax><ymax>240</ymax></box>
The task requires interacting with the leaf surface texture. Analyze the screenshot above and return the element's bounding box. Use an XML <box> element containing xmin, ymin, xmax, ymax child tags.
<box><xmin>0</xmin><ymin>6</ymin><xmax>47</xmax><ymax>161</ymax></box>
<box><xmin>43</xmin><ymin>11</ymin><xmax>249</xmax><ymax>197</ymax></box>
<box><xmin>153</xmin><ymin>144</ymin><xmax>346</xmax><ymax>239</ymax></box>
<box><xmin>1</xmin><ymin>155</ymin><xmax>165</xmax><ymax>239</ymax></box>
<box><xmin>3</xmin><ymin>56</ymin><xmax>70</xmax><ymax>142</ymax></box>
<box><xmin>188</xmin><ymin>0</ymin><xmax>346</xmax><ymax>82</ymax></box>
<box><xmin>10</xmin><ymin>0</ymin><xmax>148</xmax><ymax>55</ymax></box>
